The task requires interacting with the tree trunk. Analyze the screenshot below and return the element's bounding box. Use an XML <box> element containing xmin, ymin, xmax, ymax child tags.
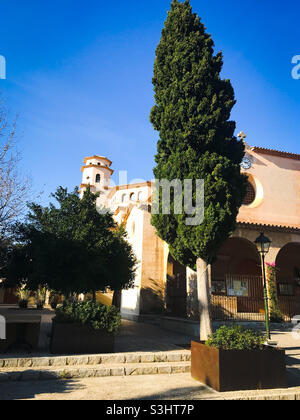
<box><xmin>112</xmin><ymin>290</ymin><xmax>122</xmax><ymax>311</ymax></box>
<box><xmin>92</xmin><ymin>291</ymin><xmax>97</xmax><ymax>302</ymax></box>
<box><xmin>197</xmin><ymin>258</ymin><xmax>213</xmax><ymax>341</ymax></box>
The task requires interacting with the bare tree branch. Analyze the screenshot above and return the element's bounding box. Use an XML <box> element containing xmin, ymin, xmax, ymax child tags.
<box><xmin>0</xmin><ymin>103</ymin><xmax>31</xmax><ymax>244</ymax></box>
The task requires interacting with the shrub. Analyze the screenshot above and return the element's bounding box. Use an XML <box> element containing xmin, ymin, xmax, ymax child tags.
<box><xmin>15</xmin><ymin>285</ymin><xmax>31</xmax><ymax>301</ymax></box>
<box><xmin>34</xmin><ymin>286</ymin><xmax>47</xmax><ymax>309</ymax></box>
<box><xmin>205</xmin><ymin>325</ymin><xmax>267</xmax><ymax>351</ymax></box>
<box><xmin>15</xmin><ymin>284</ymin><xmax>31</xmax><ymax>308</ymax></box>
<box><xmin>53</xmin><ymin>300</ymin><xmax>121</xmax><ymax>334</ymax></box>
<box><xmin>266</xmin><ymin>263</ymin><xmax>284</xmax><ymax>323</ymax></box>
<box><xmin>270</xmin><ymin>309</ymin><xmax>284</xmax><ymax>324</ymax></box>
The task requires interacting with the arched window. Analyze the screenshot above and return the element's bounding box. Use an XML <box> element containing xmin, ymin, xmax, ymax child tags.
<box><xmin>243</xmin><ymin>182</ymin><xmax>256</xmax><ymax>206</ymax></box>
<box><xmin>121</xmin><ymin>194</ymin><xmax>127</xmax><ymax>203</ymax></box>
<box><xmin>130</xmin><ymin>193</ymin><xmax>135</xmax><ymax>201</ymax></box>
<box><xmin>95</xmin><ymin>174</ymin><xmax>101</xmax><ymax>183</ymax></box>
<box><xmin>138</xmin><ymin>191</ymin><xmax>143</xmax><ymax>201</ymax></box>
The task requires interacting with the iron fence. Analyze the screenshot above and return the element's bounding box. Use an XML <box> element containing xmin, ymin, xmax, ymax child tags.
<box><xmin>211</xmin><ymin>295</ymin><xmax>300</xmax><ymax>323</ymax></box>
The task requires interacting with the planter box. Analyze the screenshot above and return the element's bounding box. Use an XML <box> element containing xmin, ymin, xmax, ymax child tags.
<box><xmin>50</xmin><ymin>322</ymin><xmax>115</xmax><ymax>355</ymax></box>
<box><xmin>191</xmin><ymin>341</ymin><xmax>287</xmax><ymax>392</ymax></box>
<box><xmin>0</xmin><ymin>315</ymin><xmax>41</xmax><ymax>353</ymax></box>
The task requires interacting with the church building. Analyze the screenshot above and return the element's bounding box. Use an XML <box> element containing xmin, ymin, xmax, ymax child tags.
<box><xmin>79</xmin><ymin>135</ymin><xmax>300</xmax><ymax>324</ymax></box>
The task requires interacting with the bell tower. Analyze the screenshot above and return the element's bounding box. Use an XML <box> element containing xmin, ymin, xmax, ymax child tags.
<box><xmin>80</xmin><ymin>155</ymin><xmax>114</xmax><ymax>203</ymax></box>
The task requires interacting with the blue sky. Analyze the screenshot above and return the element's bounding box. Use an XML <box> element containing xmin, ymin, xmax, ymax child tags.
<box><xmin>0</xmin><ymin>0</ymin><xmax>300</xmax><ymax>205</ymax></box>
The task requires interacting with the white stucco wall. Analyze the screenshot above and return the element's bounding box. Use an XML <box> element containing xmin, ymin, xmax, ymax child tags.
<box><xmin>120</xmin><ymin>206</ymin><xmax>144</xmax><ymax>317</ymax></box>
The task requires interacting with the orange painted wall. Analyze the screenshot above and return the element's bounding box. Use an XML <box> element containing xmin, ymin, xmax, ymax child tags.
<box><xmin>238</xmin><ymin>149</ymin><xmax>300</xmax><ymax>228</ymax></box>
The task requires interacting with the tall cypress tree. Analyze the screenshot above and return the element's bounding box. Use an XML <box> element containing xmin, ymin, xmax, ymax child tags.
<box><xmin>150</xmin><ymin>0</ymin><xmax>247</xmax><ymax>339</ymax></box>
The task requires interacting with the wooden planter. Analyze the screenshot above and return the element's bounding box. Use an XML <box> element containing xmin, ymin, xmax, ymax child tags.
<box><xmin>191</xmin><ymin>341</ymin><xmax>287</xmax><ymax>392</ymax></box>
<box><xmin>50</xmin><ymin>322</ymin><xmax>115</xmax><ymax>355</ymax></box>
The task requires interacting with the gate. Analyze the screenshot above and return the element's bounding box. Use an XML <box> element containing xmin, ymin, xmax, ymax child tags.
<box><xmin>212</xmin><ymin>274</ymin><xmax>265</xmax><ymax>321</ymax></box>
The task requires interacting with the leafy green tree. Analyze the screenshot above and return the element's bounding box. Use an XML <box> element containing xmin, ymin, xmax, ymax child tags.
<box><xmin>150</xmin><ymin>0</ymin><xmax>247</xmax><ymax>339</ymax></box>
<box><xmin>3</xmin><ymin>187</ymin><xmax>137</xmax><ymax>299</ymax></box>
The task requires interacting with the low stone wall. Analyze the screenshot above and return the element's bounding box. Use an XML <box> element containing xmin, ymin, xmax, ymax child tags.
<box><xmin>159</xmin><ymin>317</ymin><xmax>200</xmax><ymax>337</ymax></box>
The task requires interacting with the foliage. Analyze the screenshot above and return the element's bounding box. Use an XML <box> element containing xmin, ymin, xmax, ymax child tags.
<box><xmin>205</xmin><ymin>325</ymin><xmax>267</xmax><ymax>351</ymax></box>
<box><xmin>53</xmin><ymin>300</ymin><xmax>121</xmax><ymax>334</ymax></box>
<box><xmin>150</xmin><ymin>0</ymin><xmax>247</xmax><ymax>268</ymax></box>
<box><xmin>34</xmin><ymin>285</ymin><xmax>47</xmax><ymax>309</ymax></box>
<box><xmin>0</xmin><ymin>239</ymin><xmax>11</xmax><ymax>272</ymax></box>
<box><xmin>3</xmin><ymin>186</ymin><xmax>137</xmax><ymax>296</ymax></box>
<box><xmin>15</xmin><ymin>282</ymin><xmax>31</xmax><ymax>309</ymax></box>
<box><xmin>15</xmin><ymin>283</ymin><xmax>31</xmax><ymax>302</ymax></box>
<box><xmin>266</xmin><ymin>263</ymin><xmax>284</xmax><ymax>323</ymax></box>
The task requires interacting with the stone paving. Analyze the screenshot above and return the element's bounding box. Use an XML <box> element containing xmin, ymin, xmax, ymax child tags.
<box><xmin>1</xmin><ymin>372</ymin><xmax>300</xmax><ymax>400</ymax></box>
<box><xmin>0</xmin><ymin>373</ymin><xmax>216</xmax><ymax>400</ymax></box>
<box><xmin>1</xmin><ymin>305</ymin><xmax>300</xmax><ymax>399</ymax></box>
<box><xmin>0</xmin><ymin>351</ymin><xmax>192</xmax><ymax>382</ymax></box>
<box><xmin>0</xmin><ymin>307</ymin><xmax>196</xmax><ymax>384</ymax></box>
<box><xmin>0</xmin><ymin>306</ymin><xmax>197</xmax><ymax>356</ymax></box>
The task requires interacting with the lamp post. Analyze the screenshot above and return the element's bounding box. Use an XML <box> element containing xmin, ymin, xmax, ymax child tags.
<box><xmin>255</xmin><ymin>233</ymin><xmax>272</xmax><ymax>341</ymax></box>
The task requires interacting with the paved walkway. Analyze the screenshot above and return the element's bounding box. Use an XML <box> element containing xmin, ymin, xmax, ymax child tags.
<box><xmin>0</xmin><ymin>373</ymin><xmax>217</xmax><ymax>400</ymax></box>
<box><xmin>2</xmin><ymin>305</ymin><xmax>300</xmax><ymax>399</ymax></box>
<box><xmin>1</xmin><ymin>371</ymin><xmax>300</xmax><ymax>400</ymax></box>
<box><xmin>271</xmin><ymin>329</ymin><xmax>300</xmax><ymax>387</ymax></box>
<box><xmin>0</xmin><ymin>305</ymin><xmax>197</xmax><ymax>355</ymax></box>
<box><xmin>115</xmin><ymin>320</ymin><xmax>196</xmax><ymax>353</ymax></box>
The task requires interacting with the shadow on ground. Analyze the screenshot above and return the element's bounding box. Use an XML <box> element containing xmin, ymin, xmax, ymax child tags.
<box><xmin>136</xmin><ymin>385</ymin><xmax>215</xmax><ymax>400</ymax></box>
<box><xmin>115</xmin><ymin>320</ymin><xmax>198</xmax><ymax>353</ymax></box>
<box><xmin>0</xmin><ymin>379</ymin><xmax>83</xmax><ymax>400</ymax></box>
<box><xmin>287</xmin><ymin>368</ymin><xmax>300</xmax><ymax>387</ymax></box>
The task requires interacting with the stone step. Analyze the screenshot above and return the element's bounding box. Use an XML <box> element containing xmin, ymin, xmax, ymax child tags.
<box><xmin>0</xmin><ymin>350</ymin><xmax>190</xmax><ymax>369</ymax></box>
<box><xmin>0</xmin><ymin>361</ymin><xmax>191</xmax><ymax>382</ymax></box>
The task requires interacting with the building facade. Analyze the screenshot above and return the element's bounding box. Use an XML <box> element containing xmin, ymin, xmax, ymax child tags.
<box><xmin>3</xmin><ymin>144</ymin><xmax>299</xmax><ymax>322</ymax></box>
<box><xmin>79</xmin><ymin>143</ymin><xmax>300</xmax><ymax>323</ymax></box>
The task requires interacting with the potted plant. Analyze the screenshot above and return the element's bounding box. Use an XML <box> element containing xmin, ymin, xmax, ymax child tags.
<box><xmin>50</xmin><ymin>300</ymin><xmax>121</xmax><ymax>354</ymax></box>
<box><xmin>49</xmin><ymin>292</ymin><xmax>60</xmax><ymax>310</ymax></box>
<box><xmin>15</xmin><ymin>285</ymin><xmax>31</xmax><ymax>309</ymax></box>
<box><xmin>34</xmin><ymin>285</ymin><xmax>47</xmax><ymax>310</ymax></box>
<box><xmin>191</xmin><ymin>325</ymin><xmax>286</xmax><ymax>392</ymax></box>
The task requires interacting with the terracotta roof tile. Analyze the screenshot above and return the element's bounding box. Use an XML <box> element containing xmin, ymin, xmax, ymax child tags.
<box><xmin>237</xmin><ymin>221</ymin><xmax>300</xmax><ymax>233</ymax></box>
<box><xmin>252</xmin><ymin>147</ymin><xmax>300</xmax><ymax>161</ymax></box>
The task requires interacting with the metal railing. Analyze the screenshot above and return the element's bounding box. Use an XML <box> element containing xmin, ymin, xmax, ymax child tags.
<box><xmin>211</xmin><ymin>274</ymin><xmax>300</xmax><ymax>323</ymax></box>
<box><xmin>211</xmin><ymin>294</ymin><xmax>300</xmax><ymax>323</ymax></box>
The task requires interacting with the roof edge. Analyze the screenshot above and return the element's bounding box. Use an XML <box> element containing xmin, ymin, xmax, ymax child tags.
<box><xmin>252</xmin><ymin>147</ymin><xmax>300</xmax><ymax>161</ymax></box>
<box><xmin>237</xmin><ymin>221</ymin><xmax>300</xmax><ymax>234</ymax></box>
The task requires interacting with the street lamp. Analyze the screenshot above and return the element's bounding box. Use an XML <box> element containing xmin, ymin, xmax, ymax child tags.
<box><xmin>255</xmin><ymin>233</ymin><xmax>272</xmax><ymax>340</ymax></box>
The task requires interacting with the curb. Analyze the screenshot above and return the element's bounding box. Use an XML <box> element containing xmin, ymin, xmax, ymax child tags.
<box><xmin>0</xmin><ymin>350</ymin><xmax>191</xmax><ymax>382</ymax></box>
<box><xmin>0</xmin><ymin>350</ymin><xmax>190</xmax><ymax>369</ymax></box>
<box><xmin>226</xmin><ymin>392</ymin><xmax>300</xmax><ymax>400</ymax></box>
<box><xmin>0</xmin><ymin>362</ymin><xmax>191</xmax><ymax>382</ymax></box>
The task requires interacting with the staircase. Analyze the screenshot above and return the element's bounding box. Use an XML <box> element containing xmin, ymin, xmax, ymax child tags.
<box><xmin>0</xmin><ymin>350</ymin><xmax>191</xmax><ymax>382</ymax></box>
